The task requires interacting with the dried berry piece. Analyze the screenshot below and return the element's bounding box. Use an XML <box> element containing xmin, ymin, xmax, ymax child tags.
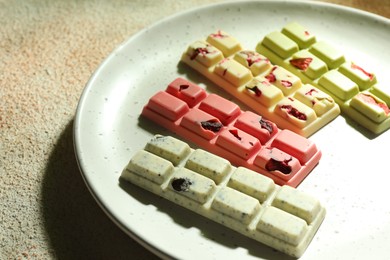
<box><xmin>281</xmin><ymin>80</ymin><xmax>292</xmax><ymax>88</ymax></box>
<box><xmin>358</xmin><ymin>93</ymin><xmax>390</xmax><ymax>115</ymax></box>
<box><xmin>305</xmin><ymin>88</ymin><xmax>318</xmax><ymax>96</ymax></box>
<box><xmin>265</xmin><ymin>67</ymin><xmax>277</xmax><ymax>82</ymax></box>
<box><xmin>239</xmin><ymin>50</ymin><xmax>268</xmax><ymax>67</ymax></box>
<box><xmin>281</xmin><ymin>105</ymin><xmax>307</xmax><ymax>120</ymax></box>
<box><xmin>171</xmin><ymin>178</ymin><xmax>192</xmax><ymax>192</ymax></box>
<box><xmin>190</xmin><ymin>47</ymin><xmax>212</xmax><ymax>60</ymax></box>
<box><xmin>305</xmin><ymin>88</ymin><xmax>333</xmax><ymax>106</ymax></box>
<box><xmin>265</xmin><ymin>158</ymin><xmax>292</xmax><ymax>174</ymax></box>
<box><xmin>210</xmin><ymin>30</ymin><xmax>228</xmax><ymax>38</ymax></box>
<box><xmin>246</xmin><ymin>85</ymin><xmax>262</xmax><ymax>97</ymax></box>
<box><xmin>229</xmin><ymin>129</ymin><xmax>242</xmax><ymax>141</ymax></box>
<box><xmin>179</xmin><ymin>84</ymin><xmax>189</xmax><ymax>91</ymax></box>
<box><xmin>201</xmin><ymin>120</ymin><xmax>223</xmax><ymax>132</ymax></box>
<box><xmin>290</xmin><ymin>57</ymin><xmax>313</xmax><ymax>71</ymax></box>
<box><xmin>351</xmin><ymin>63</ymin><xmax>374</xmax><ymax>80</ymax></box>
<box><xmin>259</xmin><ymin>118</ymin><xmax>274</xmax><ymax>133</ymax></box>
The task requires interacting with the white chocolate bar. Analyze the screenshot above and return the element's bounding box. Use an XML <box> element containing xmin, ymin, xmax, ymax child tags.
<box><xmin>256</xmin><ymin>22</ymin><xmax>390</xmax><ymax>134</ymax></box>
<box><xmin>181</xmin><ymin>30</ymin><xmax>340</xmax><ymax>137</ymax></box>
<box><xmin>121</xmin><ymin>135</ymin><xmax>326</xmax><ymax>257</ymax></box>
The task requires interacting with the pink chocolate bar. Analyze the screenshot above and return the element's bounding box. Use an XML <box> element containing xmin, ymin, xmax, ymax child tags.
<box><xmin>141</xmin><ymin>78</ymin><xmax>322</xmax><ymax>187</ymax></box>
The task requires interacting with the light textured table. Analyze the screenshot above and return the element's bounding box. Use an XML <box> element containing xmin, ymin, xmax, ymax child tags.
<box><xmin>1</xmin><ymin>0</ymin><xmax>389</xmax><ymax>259</ymax></box>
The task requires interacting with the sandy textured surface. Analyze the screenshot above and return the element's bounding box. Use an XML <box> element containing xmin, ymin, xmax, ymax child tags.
<box><xmin>1</xmin><ymin>0</ymin><xmax>389</xmax><ymax>259</ymax></box>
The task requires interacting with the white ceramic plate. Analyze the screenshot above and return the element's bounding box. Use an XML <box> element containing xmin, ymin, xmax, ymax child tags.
<box><xmin>74</xmin><ymin>1</ymin><xmax>390</xmax><ymax>259</ymax></box>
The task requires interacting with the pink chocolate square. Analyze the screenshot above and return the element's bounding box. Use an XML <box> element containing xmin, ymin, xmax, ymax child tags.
<box><xmin>180</xmin><ymin>108</ymin><xmax>222</xmax><ymax>140</ymax></box>
<box><xmin>215</xmin><ymin>127</ymin><xmax>261</xmax><ymax>160</ymax></box>
<box><xmin>271</xmin><ymin>130</ymin><xmax>317</xmax><ymax>164</ymax></box>
<box><xmin>254</xmin><ymin>147</ymin><xmax>300</xmax><ymax>180</ymax></box>
<box><xmin>147</xmin><ymin>91</ymin><xmax>189</xmax><ymax>121</ymax></box>
<box><xmin>198</xmin><ymin>94</ymin><xmax>240</xmax><ymax>125</ymax></box>
<box><xmin>166</xmin><ymin>77</ymin><xmax>207</xmax><ymax>108</ymax></box>
<box><xmin>234</xmin><ymin>111</ymin><xmax>276</xmax><ymax>144</ymax></box>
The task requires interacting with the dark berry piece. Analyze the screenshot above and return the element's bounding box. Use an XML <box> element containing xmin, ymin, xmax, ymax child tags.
<box><xmin>265</xmin><ymin>158</ymin><xmax>292</xmax><ymax>174</ymax></box>
<box><xmin>281</xmin><ymin>105</ymin><xmax>307</xmax><ymax>120</ymax></box>
<box><xmin>290</xmin><ymin>57</ymin><xmax>313</xmax><ymax>71</ymax></box>
<box><xmin>171</xmin><ymin>178</ymin><xmax>192</xmax><ymax>192</ymax></box>
<box><xmin>259</xmin><ymin>118</ymin><xmax>273</xmax><ymax>133</ymax></box>
<box><xmin>246</xmin><ymin>85</ymin><xmax>262</xmax><ymax>97</ymax></box>
<box><xmin>179</xmin><ymin>84</ymin><xmax>189</xmax><ymax>91</ymax></box>
<box><xmin>229</xmin><ymin>129</ymin><xmax>242</xmax><ymax>140</ymax></box>
<box><xmin>201</xmin><ymin>120</ymin><xmax>222</xmax><ymax>132</ymax></box>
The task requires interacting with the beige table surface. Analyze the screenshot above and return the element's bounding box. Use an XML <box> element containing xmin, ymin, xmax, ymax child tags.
<box><xmin>1</xmin><ymin>0</ymin><xmax>389</xmax><ymax>259</ymax></box>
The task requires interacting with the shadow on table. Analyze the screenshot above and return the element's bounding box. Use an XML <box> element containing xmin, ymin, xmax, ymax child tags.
<box><xmin>41</xmin><ymin>119</ymin><xmax>159</xmax><ymax>260</ymax></box>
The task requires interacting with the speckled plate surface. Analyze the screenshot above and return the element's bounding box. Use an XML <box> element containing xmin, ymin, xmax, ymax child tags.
<box><xmin>74</xmin><ymin>1</ymin><xmax>390</xmax><ymax>259</ymax></box>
